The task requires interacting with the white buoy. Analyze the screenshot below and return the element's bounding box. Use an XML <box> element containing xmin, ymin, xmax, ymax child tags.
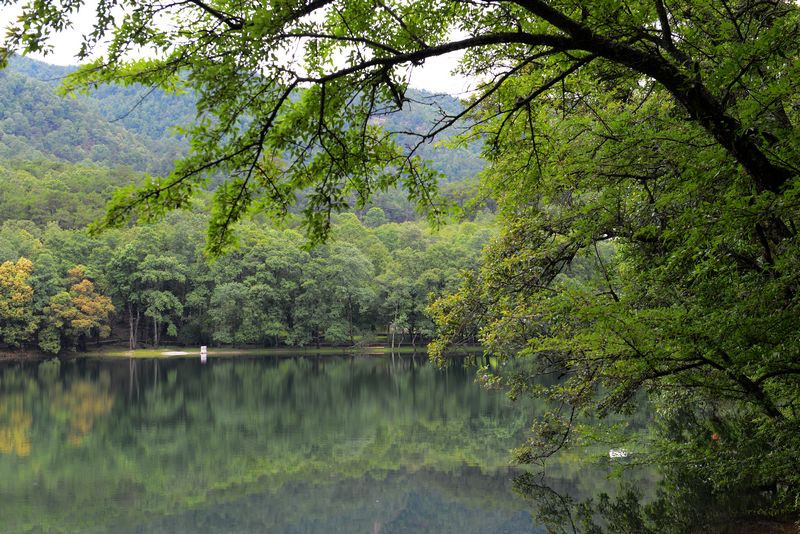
<box><xmin>609</xmin><ymin>448</ymin><xmax>629</xmax><ymax>459</ymax></box>
<box><xmin>200</xmin><ymin>345</ymin><xmax>208</xmax><ymax>363</ymax></box>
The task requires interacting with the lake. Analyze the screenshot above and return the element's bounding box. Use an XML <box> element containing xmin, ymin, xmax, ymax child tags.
<box><xmin>0</xmin><ymin>354</ymin><xmax>635</xmax><ymax>533</ymax></box>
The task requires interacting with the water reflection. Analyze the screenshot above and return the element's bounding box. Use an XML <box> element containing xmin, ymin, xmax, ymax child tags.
<box><xmin>0</xmin><ymin>355</ymin><xmax>650</xmax><ymax>533</ymax></box>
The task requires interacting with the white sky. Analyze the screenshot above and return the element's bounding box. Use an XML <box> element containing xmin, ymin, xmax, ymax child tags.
<box><xmin>0</xmin><ymin>4</ymin><xmax>471</xmax><ymax>95</ymax></box>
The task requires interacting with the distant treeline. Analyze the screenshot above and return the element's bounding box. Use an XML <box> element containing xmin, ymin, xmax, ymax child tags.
<box><xmin>0</xmin><ymin>209</ymin><xmax>493</xmax><ymax>354</ymax></box>
<box><xmin>0</xmin><ymin>158</ymin><xmax>489</xmax><ymax>232</ymax></box>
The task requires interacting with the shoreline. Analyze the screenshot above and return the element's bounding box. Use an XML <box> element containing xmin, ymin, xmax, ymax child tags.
<box><xmin>0</xmin><ymin>349</ymin><xmax>50</xmax><ymax>362</ymax></box>
<box><xmin>0</xmin><ymin>344</ymin><xmax>484</xmax><ymax>361</ymax></box>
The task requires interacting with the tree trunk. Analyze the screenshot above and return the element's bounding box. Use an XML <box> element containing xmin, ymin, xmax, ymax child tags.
<box><xmin>134</xmin><ymin>309</ymin><xmax>142</xmax><ymax>349</ymax></box>
<box><xmin>347</xmin><ymin>295</ymin><xmax>354</xmax><ymax>345</ymax></box>
<box><xmin>128</xmin><ymin>304</ymin><xmax>137</xmax><ymax>350</ymax></box>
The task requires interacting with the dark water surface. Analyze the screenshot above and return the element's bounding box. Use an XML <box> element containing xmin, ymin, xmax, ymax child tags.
<box><xmin>0</xmin><ymin>355</ymin><xmax>622</xmax><ymax>533</ymax></box>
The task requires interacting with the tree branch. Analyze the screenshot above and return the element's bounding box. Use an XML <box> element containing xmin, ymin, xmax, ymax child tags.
<box><xmin>507</xmin><ymin>0</ymin><xmax>795</xmax><ymax>194</ymax></box>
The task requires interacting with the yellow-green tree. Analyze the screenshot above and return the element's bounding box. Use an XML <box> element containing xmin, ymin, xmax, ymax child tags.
<box><xmin>39</xmin><ymin>266</ymin><xmax>115</xmax><ymax>353</ymax></box>
<box><xmin>0</xmin><ymin>257</ymin><xmax>37</xmax><ymax>348</ymax></box>
<box><xmin>67</xmin><ymin>266</ymin><xmax>115</xmax><ymax>345</ymax></box>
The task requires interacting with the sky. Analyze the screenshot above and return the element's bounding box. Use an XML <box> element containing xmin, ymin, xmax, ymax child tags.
<box><xmin>0</xmin><ymin>4</ymin><xmax>472</xmax><ymax>95</ymax></box>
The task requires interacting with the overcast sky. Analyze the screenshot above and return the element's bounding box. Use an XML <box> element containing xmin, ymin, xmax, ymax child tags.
<box><xmin>0</xmin><ymin>4</ymin><xmax>471</xmax><ymax>95</ymax></box>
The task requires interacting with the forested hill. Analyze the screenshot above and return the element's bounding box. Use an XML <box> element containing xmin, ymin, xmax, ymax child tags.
<box><xmin>0</xmin><ymin>60</ymin><xmax>184</xmax><ymax>173</ymax></box>
<box><xmin>1</xmin><ymin>56</ymin><xmax>484</xmax><ymax>182</ymax></box>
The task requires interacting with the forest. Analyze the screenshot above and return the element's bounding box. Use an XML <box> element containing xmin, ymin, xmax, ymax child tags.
<box><xmin>0</xmin><ymin>59</ymin><xmax>493</xmax><ymax>353</ymax></box>
<box><xmin>2</xmin><ymin>0</ymin><xmax>800</xmax><ymax>530</ymax></box>
<box><xmin>0</xmin><ymin>207</ymin><xmax>492</xmax><ymax>353</ymax></box>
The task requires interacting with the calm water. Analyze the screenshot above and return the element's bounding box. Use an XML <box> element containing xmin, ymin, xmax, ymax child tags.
<box><xmin>0</xmin><ymin>355</ymin><xmax>627</xmax><ymax>533</ymax></box>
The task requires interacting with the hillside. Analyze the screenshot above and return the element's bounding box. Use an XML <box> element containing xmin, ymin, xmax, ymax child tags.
<box><xmin>0</xmin><ymin>62</ymin><xmax>183</xmax><ymax>173</ymax></box>
<box><xmin>2</xmin><ymin>57</ymin><xmax>484</xmax><ymax>182</ymax></box>
<box><xmin>0</xmin><ymin>57</ymin><xmax>487</xmax><ymax>229</ymax></box>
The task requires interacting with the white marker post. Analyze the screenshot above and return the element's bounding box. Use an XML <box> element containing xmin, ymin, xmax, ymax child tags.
<box><xmin>200</xmin><ymin>346</ymin><xmax>208</xmax><ymax>363</ymax></box>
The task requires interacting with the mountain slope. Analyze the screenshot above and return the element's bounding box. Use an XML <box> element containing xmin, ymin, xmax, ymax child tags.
<box><xmin>0</xmin><ymin>64</ymin><xmax>182</xmax><ymax>173</ymax></box>
<box><xmin>3</xmin><ymin>57</ymin><xmax>484</xmax><ymax>181</ymax></box>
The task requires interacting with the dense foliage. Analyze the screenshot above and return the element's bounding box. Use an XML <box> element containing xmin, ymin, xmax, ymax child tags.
<box><xmin>0</xmin><ymin>160</ymin><xmax>141</xmax><ymax>228</ymax></box>
<box><xmin>416</xmin><ymin>0</ymin><xmax>800</xmax><ymax>523</ymax></box>
<box><xmin>0</xmin><ymin>65</ymin><xmax>182</xmax><ymax>173</ymax></box>
<box><xmin>0</xmin><ymin>210</ymin><xmax>493</xmax><ymax>352</ymax></box>
<box><xmin>0</xmin><ymin>56</ymin><xmax>492</xmax><ymax>352</ymax></box>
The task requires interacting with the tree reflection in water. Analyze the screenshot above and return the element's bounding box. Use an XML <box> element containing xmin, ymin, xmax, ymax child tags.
<box><xmin>514</xmin><ymin>460</ymin><xmax>796</xmax><ymax>533</ymax></box>
<box><xmin>2</xmin><ymin>355</ymin><xmax>791</xmax><ymax>533</ymax></box>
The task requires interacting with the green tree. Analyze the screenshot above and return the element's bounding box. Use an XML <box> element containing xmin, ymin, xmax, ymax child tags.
<box><xmin>362</xmin><ymin>207</ymin><xmax>388</xmax><ymax>229</ymax></box>
<box><xmin>105</xmin><ymin>225</ymin><xmax>190</xmax><ymax>349</ymax></box>
<box><xmin>107</xmin><ymin>238</ymin><xmax>152</xmax><ymax>350</ymax></box>
<box><xmin>208</xmin><ymin>282</ymin><xmax>263</xmax><ymax>346</ymax></box>
<box><xmin>135</xmin><ymin>255</ymin><xmax>186</xmax><ymax>347</ymax></box>
<box><xmin>27</xmin><ymin>248</ymin><xmax>62</xmax><ymax>314</ymax></box>
<box><xmin>418</xmin><ymin>1</ymin><xmax>800</xmax><ymax>518</ymax></box>
<box><xmin>295</xmin><ymin>243</ymin><xmax>376</xmax><ymax>346</ymax></box>
<box><xmin>38</xmin><ymin>291</ymin><xmax>71</xmax><ymax>354</ymax></box>
<box><xmin>379</xmin><ymin>248</ymin><xmax>433</xmax><ymax>348</ymax></box>
<box><xmin>0</xmin><ymin>220</ymin><xmax>42</xmax><ymax>263</ymax></box>
<box><xmin>238</xmin><ymin>230</ymin><xmax>309</xmax><ymax>346</ymax></box>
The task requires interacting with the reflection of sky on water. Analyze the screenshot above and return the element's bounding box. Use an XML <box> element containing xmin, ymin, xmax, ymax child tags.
<box><xmin>118</xmin><ymin>467</ymin><xmax>540</xmax><ymax>533</ymax></box>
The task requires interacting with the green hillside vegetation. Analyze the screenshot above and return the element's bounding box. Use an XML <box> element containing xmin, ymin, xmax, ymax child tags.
<box><xmin>0</xmin><ymin>56</ymin><xmax>492</xmax><ymax>357</ymax></box>
<box><xmin>0</xmin><ymin>160</ymin><xmax>140</xmax><ymax>229</ymax></box>
<box><xmin>0</xmin><ymin>56</ymin><xmax>493</xmax><ymax>355</ymax></box>
<box><xmin>374</xmin><ymin>93</ymin><xmax>485</xmax><ymax>183</ymax></box>
<box><xmin>0</xmin><ymin>67</ymin><xmax>181</xmax><ymax>173</ymax></box>
<box><xmin>0</xmin><ymin>57</ymin><xmax>492</xmax><ymax>355</ymax></box>
<box><xmin>2</xmin><ymin>57</ymin><xmax>484</xmax><ymax>182</ymax></box>
<box><xmin>0</xmin><ymin>57</ymin><xmax>488</xmax><ymax>238</ymax></box>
